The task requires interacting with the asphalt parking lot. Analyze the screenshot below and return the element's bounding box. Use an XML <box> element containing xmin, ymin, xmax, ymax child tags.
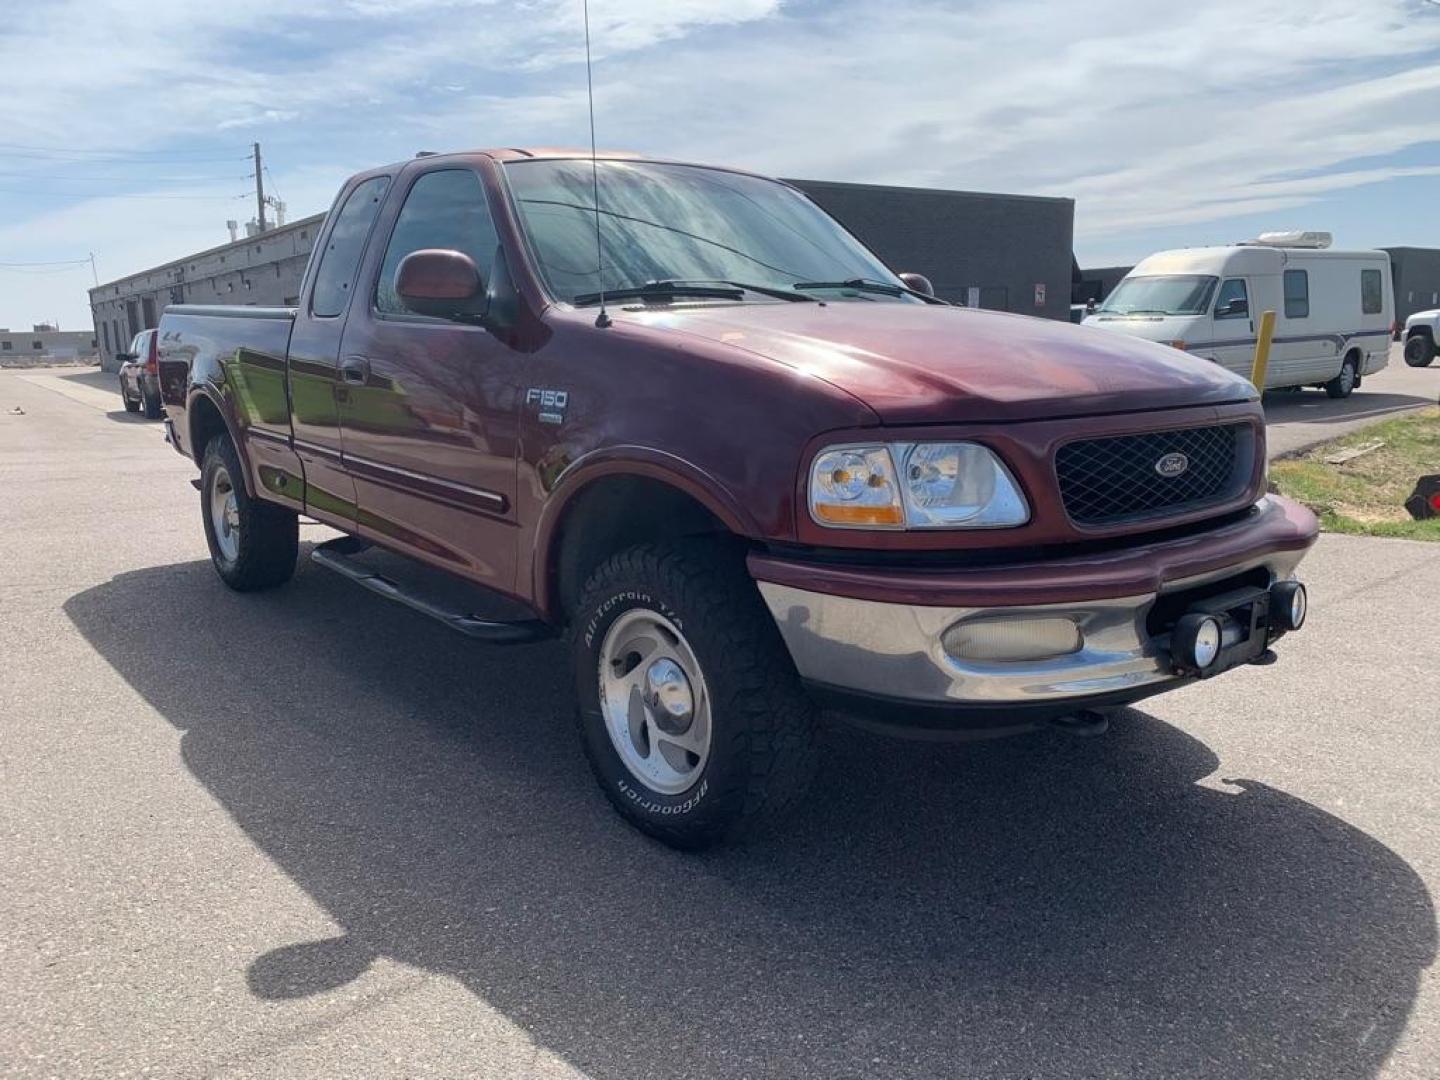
<box><xmin>2</xmin><ymin>366</ymin><xmax>1438</xmax><ymax>1079</ymax></box>
<box><xmin>1262</xmin><ymin>343</ymin><xmax>1436</xmax><ymax>456</ymax></box>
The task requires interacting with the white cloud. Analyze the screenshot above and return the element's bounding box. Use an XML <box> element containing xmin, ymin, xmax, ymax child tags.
<box><xmin>4</xmin><ymin>0</ymin><xmax>1440</xmax><ymax>328</ymax></box>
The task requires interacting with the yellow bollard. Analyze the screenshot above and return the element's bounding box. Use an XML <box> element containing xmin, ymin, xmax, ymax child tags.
<box><xmin>1250</xmin><ymin>310</ymin><xmax>1276</xmax><ymax>389</ymax></box>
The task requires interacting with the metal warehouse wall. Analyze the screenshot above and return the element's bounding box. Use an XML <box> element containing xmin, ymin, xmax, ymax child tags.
<box><xmin>89</xmin><ymin>214</ymin><xmax>323</xmax><ymax>371</ymax></box>
<box><xmin>789</xmin><ymin>179</ymin><xmax>1075</xmax><ymax>320</ymax></box>
<box><xmin>1385</xmin><ymin>247</ymin><xmax>1440</xmax><ymax>325</ymax></box>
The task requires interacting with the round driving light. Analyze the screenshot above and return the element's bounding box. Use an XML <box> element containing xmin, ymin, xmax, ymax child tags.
<box><xmin>1270</xmin><ymin>580</ymin><xmax>1307</xmax><ymax>632</ymax></box>
<box><xmin>1173</xmin><ymin>613</ymin><xmax>1223</xmax><ymax>673</ymax></box>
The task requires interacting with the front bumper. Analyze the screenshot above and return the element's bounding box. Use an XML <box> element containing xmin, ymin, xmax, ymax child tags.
<box><xmin>752</xmin><ymin>496</ymin><xmax>1318</xmax><ymax>726</ymax></box>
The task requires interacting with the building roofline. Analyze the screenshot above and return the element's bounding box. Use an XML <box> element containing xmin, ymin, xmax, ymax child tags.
<box><xmin>785</xmin><ymin>177</ymin><xmax>1073</xmax><ymax>207</ymax></box>
<box><xmin>89</xmin><ymin>211</ymin><xmax>326</xmax><ymax>297</ymax></box>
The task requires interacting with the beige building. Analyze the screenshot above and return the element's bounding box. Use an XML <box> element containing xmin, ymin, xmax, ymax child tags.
<box><xmin>89</xmin><ymin>213</ymin><xmax>323</xmax><ymax>371</ymax></box>
<box><xmin>0</xmin><ymin>325</ymin><xmax>98</xmax><ymax>365</ymax></box>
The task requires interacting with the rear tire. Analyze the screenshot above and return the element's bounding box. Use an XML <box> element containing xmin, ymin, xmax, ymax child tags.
<box><xmin>570</xmin><ymin>539</ymin><xmax>816</xmax><ymax>849</ymax></box>
<box><xmin>141</xmin><ymin>388</ymin><xmax>163</xmax><ymax>419</ymax></box>
<box><xmin>121</xmin><ymin>380</ymin><xmax>140</xmax><ymax>413</ymax></box>
<box><xmin>200</xmin><ymin>433</ymin><xmax>298</xmax><ymax>592</ymax></box>
<box><xmin>1405</xmin><ymin>334</ymin><xmax>1436</xmax><ymax>368</ymax></box>
<box><xmin>1325</xmin><ymin>354</ymin><xmax>1358</xmax><ymax>399</ymax></box>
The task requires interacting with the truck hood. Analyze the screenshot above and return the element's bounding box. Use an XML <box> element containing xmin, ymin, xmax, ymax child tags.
<box><xmin>629</xmin><ymin>301</ymin><xmax>1256</xmax><ymax>424</ymax></box>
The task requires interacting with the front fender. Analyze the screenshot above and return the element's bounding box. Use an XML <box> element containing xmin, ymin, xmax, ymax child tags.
<box><xmin>529</xmin><ymin>445</ymin><xmax>760</xmax><ymax>615</ymax></box>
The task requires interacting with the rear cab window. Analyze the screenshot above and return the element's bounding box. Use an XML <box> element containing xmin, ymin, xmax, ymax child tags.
<box><xmin>311</xmin><ymin>176</ymin><xmax>392</xmax><ymax>318</ymax></box>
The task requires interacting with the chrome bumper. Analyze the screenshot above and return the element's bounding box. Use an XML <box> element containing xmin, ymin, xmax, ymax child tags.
<box><xmin>757</xmin><ymin>550</ymin><xmax>1306</xmax><ymax>708</ymax></box>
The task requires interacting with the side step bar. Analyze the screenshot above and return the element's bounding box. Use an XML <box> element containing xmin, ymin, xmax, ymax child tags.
<box><xmin>310</xmin><ymin>537</ymin><xmax>552</xmax><ymax>645</ymax></box>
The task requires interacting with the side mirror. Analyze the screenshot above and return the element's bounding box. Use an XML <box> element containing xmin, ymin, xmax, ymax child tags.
<box><xmin>395</xmin><ymin>249</ymin><xmax>484</xmax><ymax>320</ymax></box>
<box><xmin>115</xmin><ymin>352</ymin><xmax>136</xmax><ymax>363</ymax></box>
<box><xmin>897</xmin><ymin>272</ymin><xmax>935</xmax><ymax>297</ymax></box>
<box><xmin>1219</xmin><ymin>298</ymin><xmax>1249</xmax><ymax>317</ymax></box>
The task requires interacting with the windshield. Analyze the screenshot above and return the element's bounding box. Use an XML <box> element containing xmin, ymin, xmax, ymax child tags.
<box><xmin>503</xmin><ymin>159</ymin><xmax>912</xmax><ymax>304</ymax></box>
<box><xmin>1098</xmin><ymin>275</ymin><xmax>1218</xmax><ymax>316</ymax></box>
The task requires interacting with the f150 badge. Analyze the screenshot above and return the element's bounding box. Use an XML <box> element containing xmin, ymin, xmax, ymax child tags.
<box><xmin>526</xmin><ymin>387</ymin><xmax>569</xmax><ymax>425</ymax></box>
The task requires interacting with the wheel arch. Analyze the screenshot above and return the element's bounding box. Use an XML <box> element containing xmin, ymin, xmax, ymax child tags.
<box><xmin>187</xmin><ymin>388</ymin><xmax>254</xmax><ymax>497</ymax></box>
<box><xmin>535</xmin><ymin>450</ymin><xmax>759</xmax><ymax>623</ymax></box>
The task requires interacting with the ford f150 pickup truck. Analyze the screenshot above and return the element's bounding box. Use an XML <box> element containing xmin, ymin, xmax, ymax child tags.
<box><xmin>156</xmin><ymin>149</ymin><xmax>1318</xmax><ymax>848</ymax></box>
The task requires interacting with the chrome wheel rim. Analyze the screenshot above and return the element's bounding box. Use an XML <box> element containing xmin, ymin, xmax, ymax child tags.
<box><xmin>209</xmin><ymin>465</ymin><xmax>241</xmax><ymax>563</ymax></box>
<box><xmin>598</xmin><ymin>609</ymin><xmax>711</xmax><ymax>796</ymax></box>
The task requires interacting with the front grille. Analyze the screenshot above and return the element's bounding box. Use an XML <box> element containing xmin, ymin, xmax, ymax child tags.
<box><xmin>1056</xmin><ymin>423</ymin><xmax>1248</xmax><ymax>526</ymax></box>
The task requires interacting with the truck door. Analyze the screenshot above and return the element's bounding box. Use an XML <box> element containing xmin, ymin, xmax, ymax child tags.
<box><xmin>335</xmin><ymin>164</ymin><xmax>521</xmax><ymax>593</ymax></box>
<box><xmin>287</xmin><ymin>174</ymin><xmax>391</xmax><ymax>530</ymax></box>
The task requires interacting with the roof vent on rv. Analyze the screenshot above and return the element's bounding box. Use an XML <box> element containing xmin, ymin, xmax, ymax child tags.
<box><xmin>1246</xmin><ymin>231</ymin><xmax>1333</xmax><ymax>249</ymax></box>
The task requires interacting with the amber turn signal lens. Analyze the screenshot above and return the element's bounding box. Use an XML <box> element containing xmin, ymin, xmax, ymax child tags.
<box><xmin>812</xmin><ymin>503</ymin><xmax>905</xmax><ymax>526</ymax></box>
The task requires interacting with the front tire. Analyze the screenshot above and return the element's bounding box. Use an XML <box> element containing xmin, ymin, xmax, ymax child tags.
<box><xmin>1325</xmin><ymin>355</ymin><xmax>1358</xmax><ymax>399</ymax></box>
<box><xmin>570</xmin><ymin>540</ymin><xmax>816</xmax><ymax>849</ymax></box>
<box><xmin>1405</xmin><ymin>334</ymin><xmax>1436</xmax><ymax>368</ymax></box>
<box><xmin>200</xmin><ymin>434</ymin><xmax>298</xmax><ymax>592</ymax></box>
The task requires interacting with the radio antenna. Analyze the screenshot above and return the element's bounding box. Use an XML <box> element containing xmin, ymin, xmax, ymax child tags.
<box><xmin>583</xmin><ymin>0</ymin><xmax>610</xmax><ymax>328</ymax></box>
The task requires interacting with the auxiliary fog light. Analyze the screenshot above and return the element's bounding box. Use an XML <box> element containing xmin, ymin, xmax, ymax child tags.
<box><xmin>1173</xmin><ymin>613</ymin><xmax>1224</xmax><ymax>672</ymax></box>
<box><xmin>1269</xmin><ymin>580</ymin><xmax>1307</xmax><ymax>632</ymax></box>
<box><xmin>942</xmin><ymin>616</ymin><xmax>1083</xmax><ymax>663</ymax></box>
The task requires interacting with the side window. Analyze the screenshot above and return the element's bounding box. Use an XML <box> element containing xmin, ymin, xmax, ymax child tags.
<box><xmin>1360</xmin><ymin>268</ymin><xmax>1383</xmax><ymax>315</ymax></box>
<box><xmin>1214</xmin><ymin>278</ymin><xmax>1248</xmax><ymax>319</ymax></box>
<box><xmin>312</xmin><ymin>176</ymin><xmax>391</xmax><ymax>318</ymax></box>
<box><xmin>376</xmin><ymin>169</ymin><xmax>499</xmax><ymax>315</ymax></box>
<box><xmin>1283</xmin><ymin>269</ymin><xmax>1309</xmax><ymax>319</ymax></box>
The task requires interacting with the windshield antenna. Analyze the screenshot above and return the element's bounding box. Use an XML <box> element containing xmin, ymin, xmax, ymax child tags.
<box><xmin>583</xmin><ymin>0</ymin><xmax>610</xmax><ymax>328</ymax></box>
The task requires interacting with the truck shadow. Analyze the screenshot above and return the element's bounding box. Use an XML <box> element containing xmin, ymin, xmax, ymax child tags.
<box><xmin>64</xmin><ymin>556</ymin><xmax>1434</xmax><ymax>1079</ymax></box>
<box><xmin>1262</xmin><ymin>388</ymin><xmax>1433</xmax><ymax>427</ymax></box>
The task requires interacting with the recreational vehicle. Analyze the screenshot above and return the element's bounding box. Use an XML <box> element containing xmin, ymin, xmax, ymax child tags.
<box><xmin>1084</xmin><ymin>233</ymin><xmax>1391</xmax><ymax>397</ymax></box>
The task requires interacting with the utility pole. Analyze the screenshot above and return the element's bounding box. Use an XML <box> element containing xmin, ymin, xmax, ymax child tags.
<box><xmin>88</xmin><ymin>252</ymin><xmax>99</xmax><ymax>287</ymax></box>
<box><xmin>253</xmin><ymin>142</ymin><xmax>267</xmax><ymax>234</ymax></box>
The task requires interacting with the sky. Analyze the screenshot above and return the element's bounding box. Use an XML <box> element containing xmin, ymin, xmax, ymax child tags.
<box><xmin>3</xmin><ymin>0</ymin><xmax>1440</xmax><ymax>331</ymax></box>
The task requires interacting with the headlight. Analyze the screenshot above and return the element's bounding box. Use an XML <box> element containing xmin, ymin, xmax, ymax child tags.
<box><xmin>808</xmin><ymin>446</ymin><xmax>904</xmax><ymax>528</ymax></box>
<box><xmin>808</xmin><ymin>442</ymin><xmax>1029</xmax><ymax>530</ymax></box>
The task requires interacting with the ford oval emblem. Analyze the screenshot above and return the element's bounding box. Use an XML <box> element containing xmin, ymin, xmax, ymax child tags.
<box><xmin>1155</xmin><ymin>452</ymin><xmax>1190</xmax><ymax>478</ymax></box>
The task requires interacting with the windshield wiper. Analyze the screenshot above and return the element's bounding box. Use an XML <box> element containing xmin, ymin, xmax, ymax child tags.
<box><xmin>673</xmin><ymin>279</ymin><xmax>816</xmax><ymax>302</ymax></box>
<box><xmin>572</xmin><ymin>278</ymin><xmax>817</xmax><ymax>308</ymax></box>
<box><xmin>1104</xmin><ymin>308</ymin><xmax>1169</xmax><ymax>316</ymax></box>
<box><xmin>572</xmin><ymin>280</ymin><xmax>744</xmax><ymax>307</ymax></box>
<box><xmin>792</xmin><ymin>277</ymin><xmax>943</xmax><ymax>303</ymax></box>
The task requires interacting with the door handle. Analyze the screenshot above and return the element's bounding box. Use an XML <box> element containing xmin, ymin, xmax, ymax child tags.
<box><xmin>340</xmin><ymin>355</ymin><xmax>370</xmax><ymax>385</ymax></box>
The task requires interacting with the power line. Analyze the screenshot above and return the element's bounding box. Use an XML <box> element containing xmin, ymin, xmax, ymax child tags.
<box><xmin>0</xmin><ymin>172</ymin><xmax>253</xmax><ymax>182</ymax></box>
<box><xmin>0</xmin><ymin>258</ymin><xmax>92</xmax><ymax>267</ymax></box>
<box><xmin>0</xmin><ymin>140</ymin><xmax>251</xmax><ymax>157</ymax></box>
<box><xmin>0</xmin><ymin>186</ymin><xmax>249</xmax><ymax>200</ymax></box>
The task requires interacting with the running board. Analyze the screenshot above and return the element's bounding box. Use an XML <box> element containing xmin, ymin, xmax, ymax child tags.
<box><xmin>310</xmin><ymin>537</ymin><xmax>552</xmax><ymax>644</ymax></box>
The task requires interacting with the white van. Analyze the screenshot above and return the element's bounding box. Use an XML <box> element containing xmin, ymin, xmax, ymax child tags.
<box><xmin>1084</xmin><ymin>232</ymin><xmax>1392</xmax><ymax>397</ymax></box>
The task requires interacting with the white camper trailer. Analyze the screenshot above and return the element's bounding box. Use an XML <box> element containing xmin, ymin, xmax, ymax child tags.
<box><xmin>1084</xmin><ymin>233</ymin><xmax>1392</xmax><ymax>397</ymax></box>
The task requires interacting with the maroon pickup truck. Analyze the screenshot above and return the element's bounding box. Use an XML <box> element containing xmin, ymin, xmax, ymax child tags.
<box><xmin>156</xmin><ymin>149</ymin><xmax>1317</xmax><ymax>848</ymax></box>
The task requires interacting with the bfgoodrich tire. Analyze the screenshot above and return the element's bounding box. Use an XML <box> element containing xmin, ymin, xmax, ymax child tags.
<box><xmin>200</xmin><ymin>434</ymin><xmax>298</xmax><ymax>592</ymax></box>
<box><xmin>570</xmin><ymin>540</ymin><xmax>816</xmax><ymax>849</ymax></box>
